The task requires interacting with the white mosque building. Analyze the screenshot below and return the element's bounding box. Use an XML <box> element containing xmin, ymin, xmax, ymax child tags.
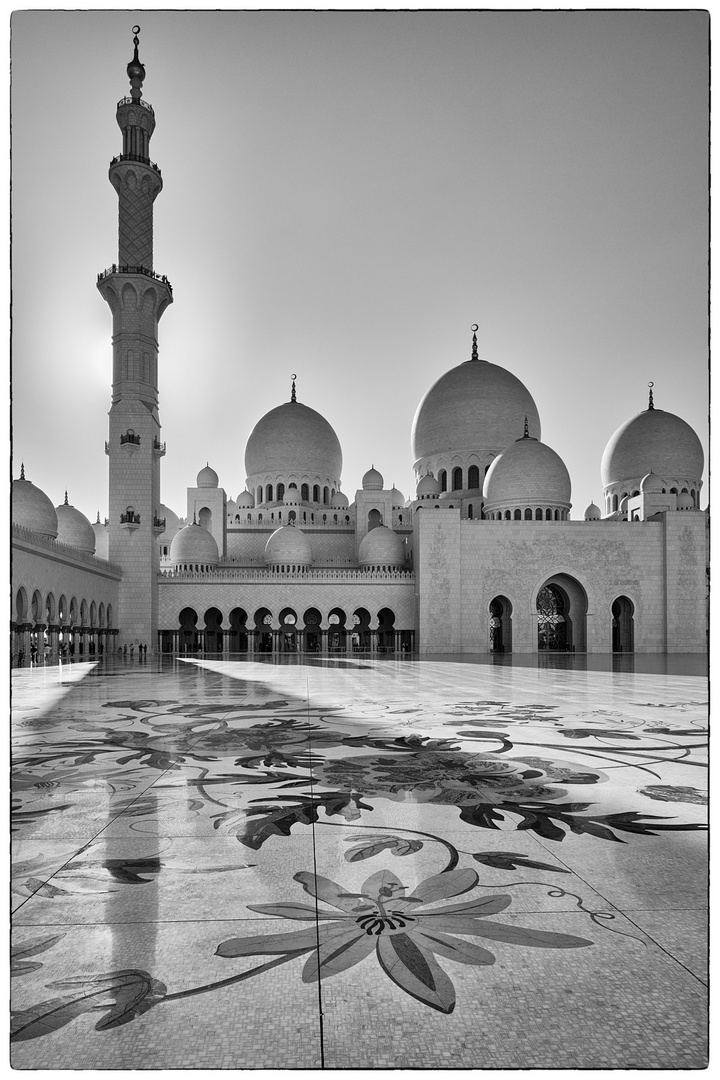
<box><xmin>11</xmin><ymin>33</ymin><xmax>708</xmax><ymax>661</ymax></box>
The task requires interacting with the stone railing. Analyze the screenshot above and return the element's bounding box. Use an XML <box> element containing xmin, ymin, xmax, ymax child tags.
<box><xmin>160</xmin><ymin>566</ymin><xmax>415</xmax><ymax>584</ymax></box>
<box><xmin>11</xmin><ymin>523</ymin><xmax>123</xmax><ymax>576</ymax></box>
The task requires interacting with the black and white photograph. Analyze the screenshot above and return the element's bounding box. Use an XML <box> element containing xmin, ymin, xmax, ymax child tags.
<box><xmin>10</xmin><ymin>8</ymin><xmax>708</xmax><ymax>1070</ymax></box>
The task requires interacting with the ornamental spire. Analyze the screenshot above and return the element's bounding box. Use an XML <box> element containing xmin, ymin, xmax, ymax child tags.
<box><xmin>64</xmin><ymin>491</ymin><xmax>69</xmax><ymax>505</ymax></box>
<box><xmin>647</xmin><ymin>381</ymin><xmax>655</xmax><ymax>410</ymax></box>
<box><xmin>96</xmin><ymin>511</ymin><xmax>101</xmax><ymax>524</ymax></box>
<box><xmin>127</xmin><ymin>25</ymin><xmax>146</xmax><ymax>101</ymax></box>
<box><xmin>523</xmin><ymin>416</ymin><xmax>530</xmax><ymax>438</ymax></box>
<box><xmin>291</xmin><ymin>374</ymin><xmax>297</xmax><ymax>402</ymax></box>
<box><xmin>471</xmin><ymin>324</ymin><xmax>479</xmax><ymax>361</ymax></box>
<box><xmin>20</xmin><ymin>462</ymin><xmax>25</xmax><ymax>480</ymax></box>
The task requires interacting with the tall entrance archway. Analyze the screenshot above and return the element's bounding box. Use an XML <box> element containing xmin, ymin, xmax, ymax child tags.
<box><xmin>377</xmin><ymin>608</ymin><xmax>396</xmax><ymax>652</ymax></box>
<box><xmin>537</xmin><ymin>575</ymin><xmax>587</xmax><ymax>652</ymax></box>
<box><xmin>303</xmin><ymin>608</ymin><xmax>322</xmax><ymax>653</ymax></box>
<box><xmin>328</xmin><ymin>608</ymin><xmax>347</xmax><ymax>653</ymax></box>
<box><xmin>279</xmin><ymin>608</ymin><xmax>298</xmax><ymax>652</ymax></box>
<box><xmin>254</xmin><ymin>608</ymin><xmax>273</xmax><ymax>652</ymax></box>
<box><xmin>612</xmin><ymin>596</ymin><xmax>634</xmax><ymax>652</ymax></box>
<box><xmin>489</xmin><ymin>596</ymin><xmax>512</xmax><ymax>653</ymax></box>
<box><xmin>352</xmin><ymin>608</ymin><xmax>371</xmax><ymax>652</ymax></box>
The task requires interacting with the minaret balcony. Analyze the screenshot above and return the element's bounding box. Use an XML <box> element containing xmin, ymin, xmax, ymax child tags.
<box><xmin>120</xmin><ymin>512</ymin><xmax>141</xmax><ymax>531</ymax></box>
<box><xmin>110</xmin><ymin>153</ymin><xmax>162</xmax><ymax>177</ymax></box>
<box><xmin>120</xmin><ymin>431</ymin><xmax>142</xmax><ymax>446</ymax></box>
<box><xmin>153</xmin><ymin>438</ymin><xmax>166</xmax><ymax>457</ymax></box>
<box><xmin>117</xmin><ymin>96</ymin><xmax>154</xmax><ymax>114</ymax></box>
<box><xmin>153</xmin><ymin>515</ymin><xmax>167</xmax><ymax>534</ymax></box>
<box><xmin>97</xmin><ymin>264</ymin><xmax>172</xmax><ymax>295</ymax></box>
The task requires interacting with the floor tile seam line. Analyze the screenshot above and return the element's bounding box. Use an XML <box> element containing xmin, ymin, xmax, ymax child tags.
<box><xmin>529</xmin><ymin>834</ymin><xmax>709</xmax><ymax>985</ymax></box>
<box><xmin>11</xmin><ymin>829</ymin><xmax>114</xmax><ymax>915</ymax></box>
<box><xmin>304</xmin><ymin>672</ymin><xmax>326</xmax><ymax>1067</ymax></box>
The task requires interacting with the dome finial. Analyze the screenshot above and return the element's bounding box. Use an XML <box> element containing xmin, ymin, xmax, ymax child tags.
<box><xmin>96</xmin><ymin>511</ymin><xmax>101</xmax><ymax>524</ymax></box>
<box><xmin>20</xmin><ymin>462</ymin><xmax>25</xmax><ymax>480</ymax></box>
<box><xmin>523</xmin><ymin>416</ymin><xmax>530</xmax><ymax>438</ymax></box>
<box><xmin>64</xmin><ymin>490</ymin><xmax>69</xmax><ymax>505</ymax></box>
<box><xmin>192</xmin><ymin>512</ymin><xmax>197</xmax><ymax>525</ymax></box>
<box><xmin>291</xmin><ymin>373</ymin><xmax>297</xmax><ymax>403</ymax></box>
<box><xmin>647</xmin><ymin>381</ymin><xmax>654</xmax><ymax>410</ymax></box>
<box><xmin>127</xmin><ymin>25</ymin><xmax>145</xmax><ymax>101</ymax></box>
<box><xmin>471</xmin><ymin>324</ymin><xmax>479</xmax><ymax>361</ymax></box>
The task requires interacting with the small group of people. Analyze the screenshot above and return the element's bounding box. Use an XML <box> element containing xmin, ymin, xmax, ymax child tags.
<box><xmin>120</xmin><ymin>643</ymin><xmax>149</xmax><ymax>658</ymax></box>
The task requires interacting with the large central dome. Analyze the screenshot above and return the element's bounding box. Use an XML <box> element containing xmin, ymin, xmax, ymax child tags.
<box><xmin>245</xmin><ymin>399</ymin><xmax>342</xmax><ymax>487</ymax></box>
<box><xmin>411</xmin><ymin>358</ymin><xmax>541</xmax><ymax>468</ymax></box>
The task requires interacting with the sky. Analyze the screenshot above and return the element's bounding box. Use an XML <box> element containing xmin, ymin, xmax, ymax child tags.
<box><xmin>11</xmin><ymin>8</ymin><xmax>709</xmax><ymax>521</ymax></box>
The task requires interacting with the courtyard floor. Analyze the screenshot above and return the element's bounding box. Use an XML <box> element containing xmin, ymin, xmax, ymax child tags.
<box><xmin>11</xmin><ymin>654</ymin><xmax>708</xmax><ymax>1070</ymax></box>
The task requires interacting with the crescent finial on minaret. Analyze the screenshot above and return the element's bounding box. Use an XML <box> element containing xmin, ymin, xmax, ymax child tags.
<box><xmin>291</xmin><ymin>374</ymin><xmax>297</xmax><ymax>403</ymax></box>
<box><xmin>127</xmin><ymin>25</ymin><xmax>145</xmax><ymax>100</ymax></box>
<box><xmin>648</xmin><ymin>381</ymin><xmax>655</xmax><ymax>410</ymax></box>
<box><xmin>471</xmin><ymin>324</ymin><xmax>479</xmax><ymax>361</ymax></box>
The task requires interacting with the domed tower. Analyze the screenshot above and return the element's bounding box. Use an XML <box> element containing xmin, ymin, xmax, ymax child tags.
<box><xmin>12</xmin><ymin>465</ymin><xmax>58</xmax><ymax>539</ymax></box>
<box><xmin>411</xmin><ymin>327</ymin><xmax>541</xmax><ymax>504</ymax></box>
<box><xmin>244</xmin><ymin>377</ymin><xmax>343</xmax><ymax>508</ymax></box>
<box><xmin>187</xmin><ymin>463</ymin><xmax>226</xmax><ymax>556</ymax></box>
<box><xmin>601</xmin><ymin>385</ymin><xmax>705</xmax><ymax>515</ymax></box>
<box><xmin>97</xmin><ymin>29</ymin><xmax>173</xmax><ymax>648</ymax></box>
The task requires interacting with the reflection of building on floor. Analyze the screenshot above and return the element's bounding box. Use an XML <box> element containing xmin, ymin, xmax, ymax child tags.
<box><xmin>11</xmin><ymin>31</ymin><xmax>708</xmax><ymax>662</ymax></box>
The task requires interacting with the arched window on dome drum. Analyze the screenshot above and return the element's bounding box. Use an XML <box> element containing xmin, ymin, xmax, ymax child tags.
<box><xmin>468</xmin><ymin>465</ymin><xmax>480</xmax><ymax>490</ymax></box>
<box><xmin>468</xmin><ymin>504</ymin><xmax>473</xmax><ymax>519</ymax></box>
<box><xmin>438</xmin><ymin>470</ymin><xmax>447</xmax><ymax>492</ymax></box>
<box><xmin>612</xmin><ymin>494</ymin><xmax>619</xmax><ymax>512</ymax></box>
<box><xmin>514</xmin><ymin>509</ymin><xmax>521</xmax><ymax>520</ymax></box>
<box><xmin>691</xmin><ymin>488</ymin><xmax>696</xmax><ymax>506</ymax></box>
<box><xmin>323</xmin><ymin>486</ymin><xmax>329</xmax><ymax>504</ymax></box>
<box><xmin>276</xmin><ymin>483</ymin><xmax>285</xmax><ymax>501</ymax></box>
<box><xmin>505</xmin><ymin>510</ymin><xmax>511</xmax><ymax>520</ymax></box>
<box><xmin>313</xmin><ymin>485</ymin><xmax>320</xmax><ymax>503</ymax></box>
<box><xmin>554</xmin><ymin>510</ymin><xmax>560</xmax><ymax>520</ymax></box>
<box><xmin>452</xmin><ymin>467</ymin><xmax>463</xmax><ymax>491</ymax></box>
<box><xmin>266</xmin><ymin>484</ymin><xmax>273</xmax><ymax>503</ymax></box>
<box><xmin>301</xmin><ymin>483</ymin><xmax>309</xmax><ymax>502</ymax></box>
<box><xmin>524</xmin><ymin>508</ymin><xmax>532</xmax><ymax>520</ymax></box>
<box><xmin>257</xmin><ymin>486</ymin><xmax>263</xmax><ymax>505</ymax></box>
<box><xmin>545</xmin><ymin>508</ymin><xmax>552</xmax><ymax>520</ymax></box>
<box><xmin>535</xmin><ymin>508</ymin><xmax>543</xmax><ymax>520</ymax></box>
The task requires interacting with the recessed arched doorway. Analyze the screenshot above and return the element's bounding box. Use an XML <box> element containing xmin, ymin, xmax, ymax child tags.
<box><xmin>279</xmin><ymin>608</ymin><xmax>298</xmax><ymax>652</ymax></box>
<box><xmin>367</xmin><ymin>508</ymin><xmax>382</xmax><ymax>531</ymax></box>
<box><xmin>612</xmin><ymin>596</ymin><xmax>634</xmax><ymax>652</ymax></box>
<box><xmin>228</xmin><ymin>608</ymin><xmax>248</xmax><ymax>653</ymax></box>
<box><xmin>328</xmin><ymin>608</ymin><xmax>347</xmax><ymax>653</ymax></box>
<box><xmin>352</xmin><ymin>608</ymin><xmax>371</xmax><ymax>652</ymax></box>
<box><xmin>377</xmin><ymin>607</ymin><xmax>396</xmax><ymax>652</ymax></box>
<box><xmin>303</xmin><ymin>608</ymin><xmax>322</xmax><ymax>653</ymax></box>
<box><xmin>254</xmin><ymin>607</ymin><xmax>274</xmax><ymax>652</ymax></box>
<box><xmin>489</xmin><ymin>596</ymin><xmax>512</xmax><ymax>653</ymax></box>
<box><xmin>179</xmin><ymin>607</ymin><xmax>199</xmax><ymax>653</ymax></box>
<box><xmin>536</xmin><ymin>575</ymin><xmax>587</xmax><ymax>652</ymax></box>
<box><xmin>204</xmin><ymin>607</ymin><xmax>223</xmax><ymax>653</ymax></box>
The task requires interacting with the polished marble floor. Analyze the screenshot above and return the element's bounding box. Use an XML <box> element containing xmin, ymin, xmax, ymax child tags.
<box><xmin>11</xmin><ymin>654</ymin><xmax>708</xmax><ymax>1069</ymax></box>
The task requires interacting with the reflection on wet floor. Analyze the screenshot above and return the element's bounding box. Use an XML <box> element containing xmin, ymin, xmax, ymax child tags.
<box><xmin>11</xmin><ymin>655</ymin><xmax>708</xmax><ymax>1069</ymax></box>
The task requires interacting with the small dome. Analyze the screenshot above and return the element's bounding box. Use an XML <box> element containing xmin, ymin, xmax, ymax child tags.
<box><xmin>170</xmin><ymin>522</ymin><xmax>219</xmax><ymax>566</ymax></box>
<box><xmin>12</xmin><ymin>474</ymin><xmax>58</xmax><ymax>538</ymax></box>
<box><xmin>412</xmin><ymin>356</ymin><xmax>541</xmax><ymax>465</ymax></box>
<box><xmin>55</xmin><ymin>497</ymin><xmax>96</xmax><ymax>553</ymax></box>
<box><xmin>640</xmin><ymin>471</ymin><xmax>665</xmax><ymax>493</ymax></box>
<box><xmin>362</xmin><ymin>465</ymin><xmax>384</xmax><ymax>490</ymax></box>
<box><xmin>157</xmin><ymin>503</ymin><xmax>182</xmax><ymax>540</ymax></box>
<box><xmin>236</xmin><ymin>490</ymin><xmax>255</xmax><ymax>509</ymax></box>
<box><xmin>283</xmin><ymin>485</ymin><xmax>301</xmax><ymax>504</ymax></box>
<box><xmin>677</xmin><ymin>491</ymin><xmax>695</xmax><ymax>510</ymax></box>
<box><xmin>226</xmin><ymin>498</ymin><xmax>238</xmax><ymax>516</ymax></box>
<box><xmin>390</xmin><ymin>486</ymin><xmax>405</xmax><ymax>508</ymax></box>
<box><xmin>331</xmin><ymin>490</ymin><xmax>349</xmax><ymax>509</ymax></box>
<box><xmin>92</xmin><ymin>516</ymin><xmax>109</xmax><ymax>560</ymax></box>
<box><xmin>358</xmin><ymin>525</ymin><xmax>404</xmax><ymax>567</ymax></box>
<box><xmin>416</xmin><ymin>472</ymin><xmax>441</xmax><ymax>497</ymax></box>
<box><xmin>584</xmin><ymin>502</ymin><xmax>602</xmax><ymax>521</ymax></box>
<box><xmin>483</xmin><ymin>435</ymin><xmax>571</xmax><ymax>511</ymax></box>
<box><xmin>264</xmin><ymin>523</ymin><xmax>313</xmax><ymax>566</ymax></box>
<box><xmin>197</xmin><ymin>464</ymin><xmax>219</xmax><ymax>488</ymax></box>
<box><xmin>245</xmin><ymin>400</ymin><xmax>342</xmax><ymax>483</ymax></box>
<box><xmin>601</xmin><ymin>407</ymin><xmax>704</xmax><ymax>490</ymax></box>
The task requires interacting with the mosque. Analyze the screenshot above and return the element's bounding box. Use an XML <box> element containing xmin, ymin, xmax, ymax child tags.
<box><xmin>11</xmin><ymin>33</ymin><xmax>708</xmax><ymax>662</ymax></box>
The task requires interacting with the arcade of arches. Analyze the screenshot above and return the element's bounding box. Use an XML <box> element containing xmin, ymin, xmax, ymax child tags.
<box><xmin>12</xmin><ymin>586</ymin><xmax>117</xmax><ymax>660</ymax></box>
<box><xmin>160</xmin><ymin>605</ymin><xmax>413</xmax><ymax>655</ymax></box>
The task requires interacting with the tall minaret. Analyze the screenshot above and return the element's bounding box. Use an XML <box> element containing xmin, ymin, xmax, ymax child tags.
<box><xmin>97</xmin><ymin>27</ymin><xmax>172</xmax><ymax>650</ymax></box>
